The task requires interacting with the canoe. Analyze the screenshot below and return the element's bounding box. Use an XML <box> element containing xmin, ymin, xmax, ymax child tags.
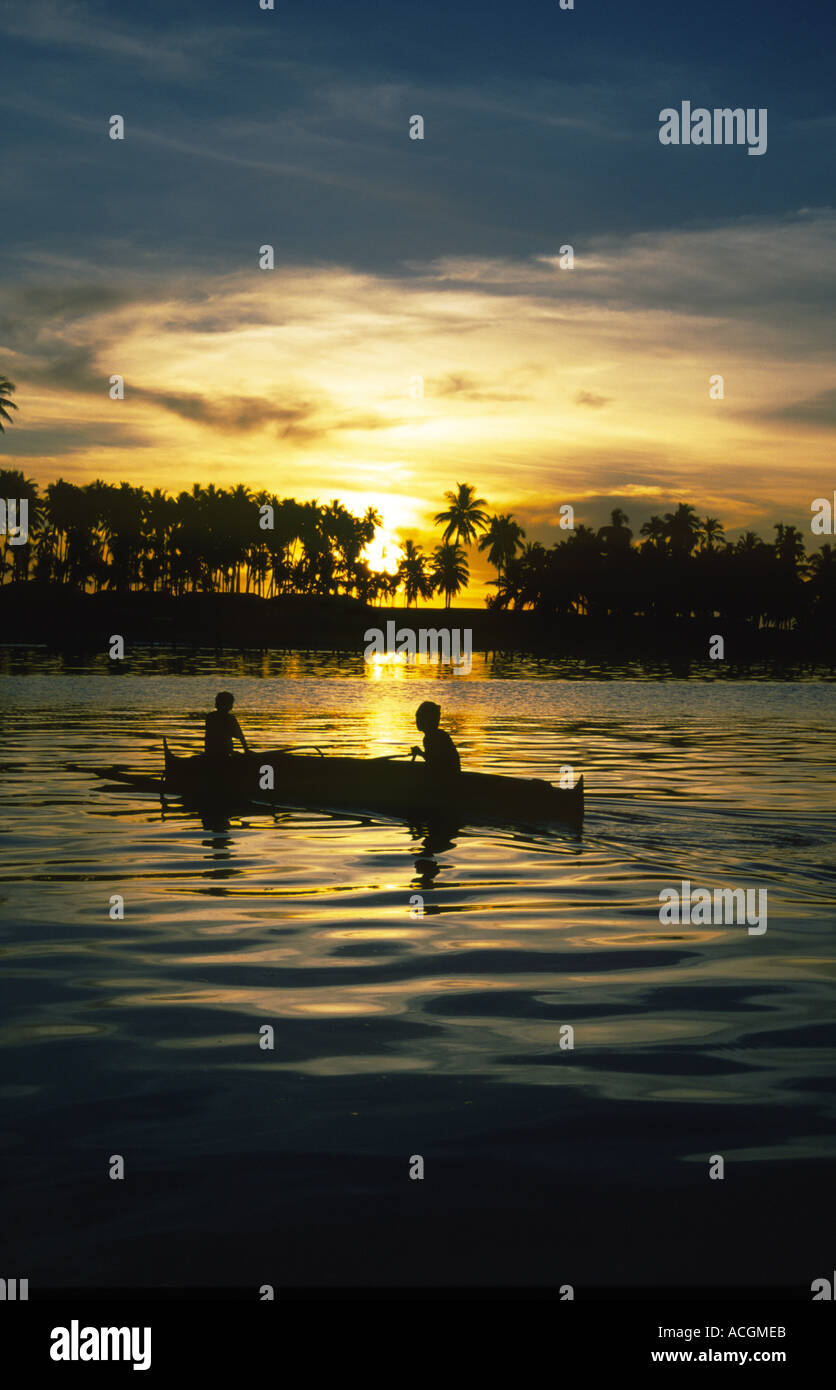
<box><xmin>162</xmin><ymin>741</ymin><xmax>584</xmax><ymax>827</ymax></box>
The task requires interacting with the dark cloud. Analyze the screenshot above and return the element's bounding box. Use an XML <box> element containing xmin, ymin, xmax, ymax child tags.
<box><xmin>0</xmin><ymin>285</ymin><xmax>151</xmax><ymax>371</ymax></box>
<box><xmin>757</xmin><ymin>387</ymin><xmax>836</xmax><ymax>427</ymax></box>
<box><xmin>0</xmin><ymin>423</ymin><xmax>149</xmax><ymax>456</ymax></box>
<box><xmin>141</xmin><ymin>389</ymin><xmax>317</xmax><ymax>437</ymax></box>
<box><xmin>23</xmin><ymin>348</ymin><xmax>103</xmax><ymax>395</ymax></box>
<box><xmin>140</xmin><ymin>391</ymin><xmax>400</xmax><ymax>442</ymax></box>
<box><xmin>0</xmin><ymin>283</ymin><xmax>139</xmax><ymax>323</ymax></box>
<box><xmin>575</xmin><ymin>391</ymin><xmax>611</xmax><ymax>408</ymax></box>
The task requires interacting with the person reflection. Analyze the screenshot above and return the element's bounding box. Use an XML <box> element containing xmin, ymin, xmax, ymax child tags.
<box><xmin>410</xmin><ymin>816</ymin><xmax>460</xmax><ymax>890</ymax></box>
<box><xmin>200</xmin><ymin>814</ymin><xmax>233</xmax><ymax>839</ymax></box>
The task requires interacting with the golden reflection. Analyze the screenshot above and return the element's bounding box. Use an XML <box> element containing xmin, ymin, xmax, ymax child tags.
<box><xmin>0</xmin><ymin>1023</ymin><xmax>105</xmax><ymax>1043</ymax></box>
<box><xmin>294</xmin><ymin>1001</ymin><xmax>389</xmax><ymax>1016</ymax></box>
<box><xmin>269</xmin><ymin>1056</ymin><xmax>432</xmax><ymax>1075</ymax></box>
<box><xmin>684</xmin><ymin>1137</ymin><xmax>836</xmax><ymax>1162</ymax></box>
<box><xmin>327</xmin><ymin>928</ymin><xmax>432</xmax><ymax>941</ymax></box>
<box><xmin>585</xmin><ymin>930</ymin><xmax>726</xmax><ymax>948</ymax></box>
<box><xmin>364</xmin><ymin>650</ymin><xmax>471</xmax><ymax>680</ymax></box>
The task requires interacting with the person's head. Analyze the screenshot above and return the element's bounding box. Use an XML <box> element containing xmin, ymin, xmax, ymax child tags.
<box><xmin>416</xmin><ymin>700</ymin><xmax>441</xmax><ymax>733</ymax></box>
<box><xmin>215</xmin><ymin>691</ymin><xmax>235</xmax><ymax>713</ymax></box>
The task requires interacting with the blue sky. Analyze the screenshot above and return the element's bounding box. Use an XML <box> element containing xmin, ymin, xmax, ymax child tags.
<box><xmin>3</xmin><ymin>0</ymin><xmax>833</xmax><ymax>268</ymax></box>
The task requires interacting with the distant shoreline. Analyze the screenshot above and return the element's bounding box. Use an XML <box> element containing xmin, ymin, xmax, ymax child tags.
<box><xmin>1</xmin><ymin>584</ymin><xmax>832</xmax><ymax>671</ymax></box>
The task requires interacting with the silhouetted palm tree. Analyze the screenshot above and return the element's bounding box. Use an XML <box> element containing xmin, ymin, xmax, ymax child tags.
<box><xmin>735</xmin><ymin>531</ymin><xmax>763</xmax><ymax>554</ymax></box>
<box><xmin>663</xmin><ymin>502</ymin><xmax>702</xmax><ymax>554</ymax></box>
<box><xmin>597</xmin><ymin>508</ymin><xmax>633</xmax><ymax>551</ymax></box>
<box><xmin>0</xmin><ymin>376</ymin><xmax>18</xmax><ymax>432</ymax></box>
<box><xmin>434</xmin><ymin>483</ymin><xmax>489</xmax><ymax>546</ymax></box>
<box><xmin>773</xmin><ymin>522</ymin><xmax>806</xmax><ymax>570</ymax></box>
<box><xmin>11</xmin><ymin>475</ymin><xmax>829</xmax><ymax>631</ymax></box>
<box><xmin>0</xmin><ymin>467</ymin><xmax>40</xmax><ymax>582</ymax></box>
<box><xmin>397</xmin><ymin>538</ymin><xmax>434</xmax><ymax>607</ymax></box>
<box><xmin>478</xmin><ymin>513</ymin><xmax>526</xmax><ymax>583</ymax></box>
<box><xmin>808</xmin><ymin>544</ymin><xmax>835</xmax><ymax>620</ymax></box>
<box><xmin>431</xmin><ymin>542</ymin><xmax>469</xmax><ymax>608</ymax></box>
<box><xmin>700</xmin><ymin>516</ymin><xmax>725</xmax><ymax>551</ymax></box>
<box><xmin>639</xmin><ymin>515</ymin><xmax>666</xmax><ymax>549</ymax></box>
<box><xmin>809</xmin><ymin>543</ymin><xmax>834</xmax><ymax>578</ymax></box>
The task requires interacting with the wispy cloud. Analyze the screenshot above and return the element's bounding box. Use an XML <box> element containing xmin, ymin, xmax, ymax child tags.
<box><xmin>0</xmin><ymin>0</ymin><xmax>221</xmax><ymax>78</ymax></box>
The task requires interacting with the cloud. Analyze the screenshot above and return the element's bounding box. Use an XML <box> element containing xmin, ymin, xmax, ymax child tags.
<box><xmin>432</xmin><ymin>209</ymin><xmax>836</xmax><ymax>349</ymax></box>
<box><xmin>0</xmin><ymin>422</ymin><xmax>148</xmax><ymax>456</ymax></box>
<box><xmin>428</xmin><ymin>372</ymin><xmax>527</xmax><ymax>403</ymax></box>
<box><xmin>757</xmin><ymin>387</ymin><xmax>836</xmax><ymax>427</ymax></box>
<box><xmin>0</xmin><ymin>0</ymin><xmax>215</xmax><ymax>78</ymax></box>
<box><xmin>1</xmin><ymin>214</ymin><xmax>831</xmax><ymax>557</ymax></box>
<box><xmin>139</xmin><ymin>389</ymin><xmax>322</xmax><ymax>439</ymax></box>
<box><xmin>0</xmin><ymin>290</ymin><xmax>408</xmax><ymax>450</ymax></box>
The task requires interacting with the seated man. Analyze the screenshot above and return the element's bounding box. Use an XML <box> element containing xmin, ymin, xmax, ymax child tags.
<box><xmin>204</xmin><ymin>691</ymin><xmax>249</xmax><ymax>760</ymax></box>
<box><xmin>411</xmin><ymin>701</ymin><xmax>460</xmax><ymax>778</ymax></box>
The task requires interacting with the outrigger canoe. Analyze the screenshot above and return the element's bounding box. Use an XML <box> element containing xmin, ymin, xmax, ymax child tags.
<box><xmin>161</xmin><ymin>741</ymin><xmax>584</xmax><ymax>827</ymax></box>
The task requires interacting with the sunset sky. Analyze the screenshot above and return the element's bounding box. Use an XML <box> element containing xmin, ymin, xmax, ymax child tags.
<box><xmin>1</xmin><ymin>0</ymin><xmax>834</xmax><ymax>600</ymax></box>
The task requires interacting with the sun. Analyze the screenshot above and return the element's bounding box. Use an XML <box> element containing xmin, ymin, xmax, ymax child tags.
<box><xmin>363</xmin><ymin>528</ymin><xmax>403</xmax><ymax>575</ymax></box>
<box><xmin>335</xmin><ymin>490</ymin><xmax>418</xmax><ymax>574</ymax></box>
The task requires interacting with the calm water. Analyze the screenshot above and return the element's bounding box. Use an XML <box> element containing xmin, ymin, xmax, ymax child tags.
<box><xmin>1</xmin><ymin>652</ymin><xmax>834</xmax><ymax>1292</ymax></box>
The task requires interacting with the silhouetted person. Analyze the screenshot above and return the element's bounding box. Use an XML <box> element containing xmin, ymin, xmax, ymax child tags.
<box><xmin>411</xmin><ymin>701</ymin><xmax>460</xmax><ymax>779</ymax></box>
<box><xmin>204</xmin><ymin>691</ymin><xmax>249</xmax><ymax>760</ymax></box>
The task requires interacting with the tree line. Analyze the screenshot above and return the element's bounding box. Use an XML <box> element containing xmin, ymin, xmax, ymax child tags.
<box><xmin>0</xmin><ymin>380</ymin><xmax>831</xmax><ymax>622</ymax></box>
<box><xmin>0</xmin><ymin>469</ymin><xmax>480</xmax><ymax>607</ymax></box>
<box><xmin>0</xmin><ymin>471</ymin><xmax>831</xmax><ymax>624</ymax></box>
<box><xmin>494</xmin><ymin>504</ymin><xmax>835</xmax><ymax>628</ymax></box>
